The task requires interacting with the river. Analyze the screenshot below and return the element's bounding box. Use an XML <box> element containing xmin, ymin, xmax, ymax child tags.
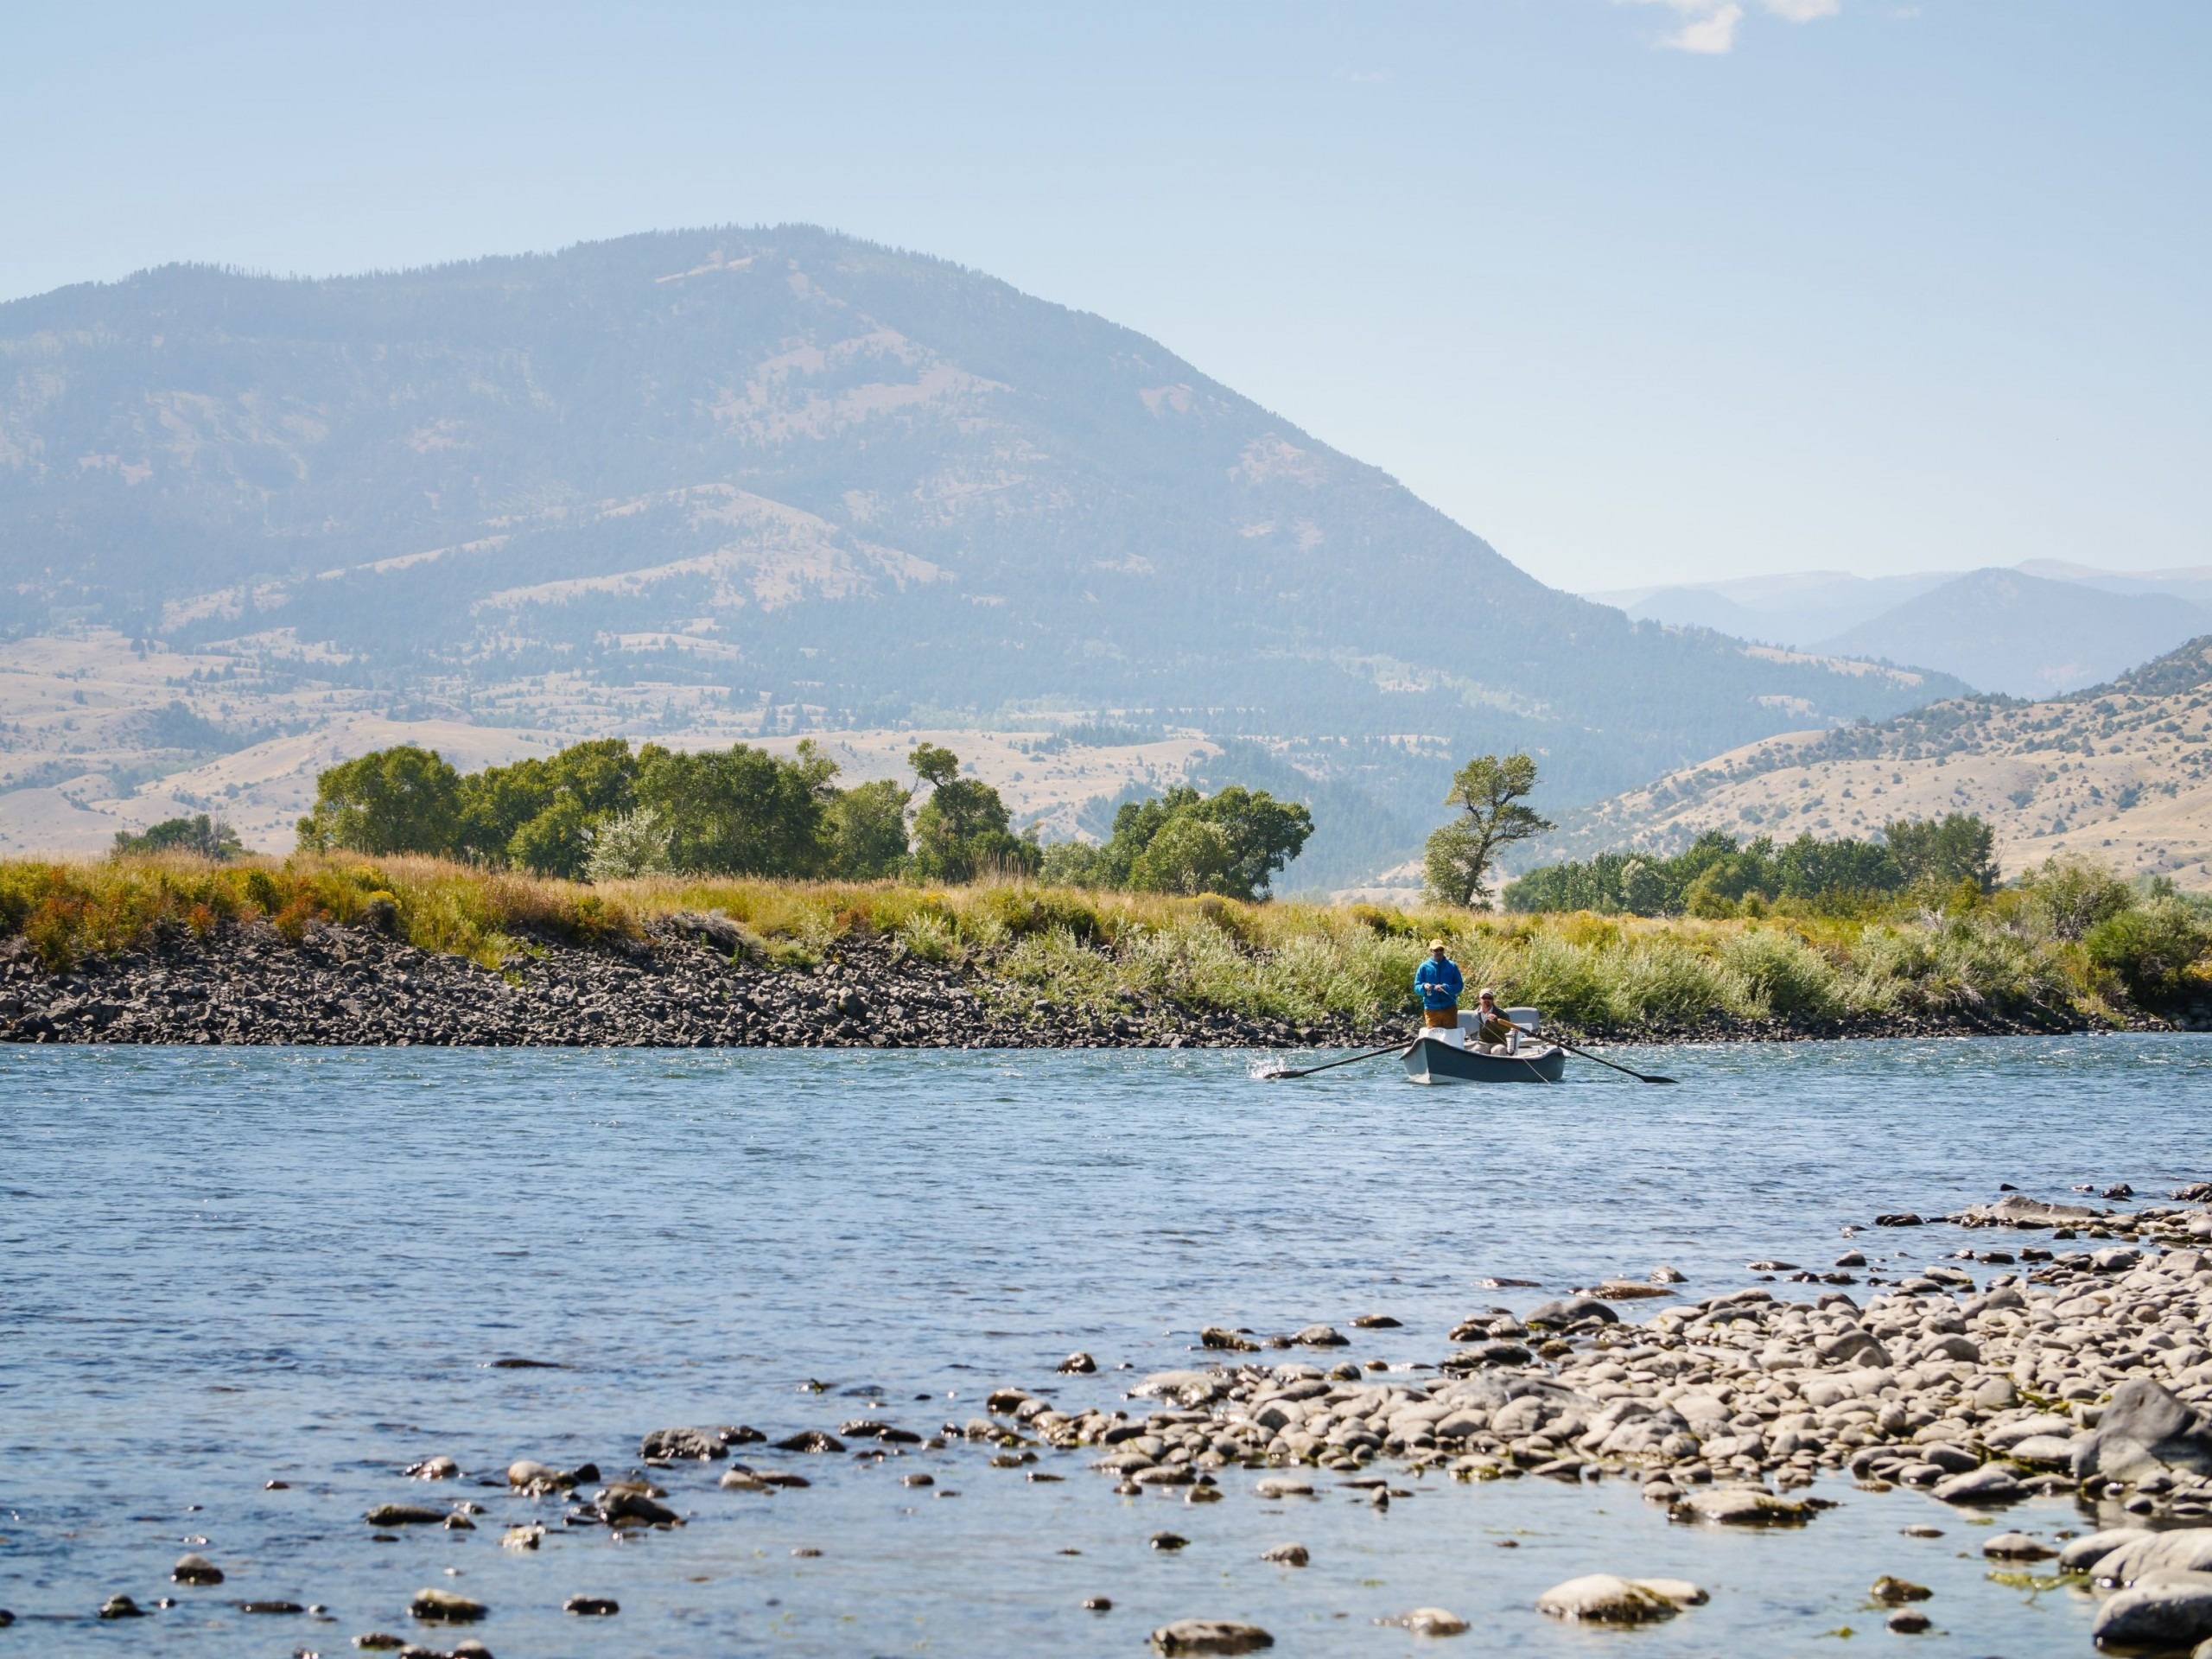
<box><xmin>3</xmin><ymin>1035</ymin><xmax>2209</xmax><ymax>1654</ymax></box>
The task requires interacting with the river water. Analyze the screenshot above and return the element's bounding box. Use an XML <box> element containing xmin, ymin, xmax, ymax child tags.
<box><xmin>3</xmin><ymin>1035</ymin><xmax>2209</xmax><ymax>1656</ymax></box>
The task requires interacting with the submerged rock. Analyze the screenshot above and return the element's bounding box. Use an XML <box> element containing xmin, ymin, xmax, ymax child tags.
<box><xmin>410</xmin><ymin>1586</ymin><xmax>487</xmax><ymax>1623</ymax></box>
<box><xmin>1149</xmin><ymin>1618</ymin><xmax>1274</xmax><ymax>1654</ymax></box>
<box><xmin>1379</xmin><ymin>1607</ymin><xmax>1469</xmax><ymax>1636</ymax></box>
<box><xmin>171</xmin><ymin>1553</ymin><xmax>223</xmax><ymax>1585</ymax></box>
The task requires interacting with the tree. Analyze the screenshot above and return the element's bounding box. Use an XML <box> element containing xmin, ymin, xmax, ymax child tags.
<box><xmin>297</xmin><ymin>745</ymin><xmax>464</xmax><ymax>855</ymax></box>
<box><xmin>112</xmin><ymin>813</ymin><xmax>245</xmax><ymax>861</ymax></box>
<box><xmin>1885</xmin><ymin>813</ymin><xmax>1999</xmax><ymax>893</ymax></box>
<box><xmin>584</xmin><ymin>808</ymin><xmax>673</xmax><ymax>882</ymax></box>
<box><xmin>458</xmin><ymin>739</ymin><xmax>639</xmax><ymax>874</ymax></box>
<box><xmin>909</xmin><ymin>742</ymin><xmax>961</xmax><ymax>789</ymax></box>
<box><xmin>1128</xmin><ymin>814</ymin><xmax>1237</xmax><ymax>895</ymax></box>
<box><xmin>907</xmin><ymin>746</ymin><xmax>1039</xmax><ymax>882</ymax></box>
<box><xmin>827</xmin><ymin>778</ymin><xmax>913</xmax><ymax>879</ymax></box>
<box><xmin>632</xmin><ymin>740</ymin><xmax>839</xmax><ymax>876</ymax></box>
<box><xmin>1423</xmin><ymin>753</ymin><xmax>1553</xmax><ymax>908</ymax></box>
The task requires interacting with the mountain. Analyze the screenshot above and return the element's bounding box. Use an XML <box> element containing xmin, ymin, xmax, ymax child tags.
<box><xmin>0</xmin><ymin>225</ymin><xmax>1967</xmax><ymax>872</ymax></box>
<box><xmin>1589</xmin><ymin>564</ymin><xmax>2212</xmax><ymax>697</ymax></box>
<box><xmin>1588</xmin><ymin>570</ymin><xmax>1956</xmax><ymax>649</ymax></box>
<box><xmin>1812</xmin><ymin>569</ymin><xmax>2212</xmax><ymax>698</ymax></box>
<box><xmin>1541</xmin><ymin>637</ymin><xmax>2212</xmax><ymax>890</ymax></box>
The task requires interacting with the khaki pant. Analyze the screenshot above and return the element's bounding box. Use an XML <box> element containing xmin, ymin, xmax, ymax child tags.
<box><xmin>1422</xmin><ymin>1007</ymin><xmax>1459</xmax><ymax>1028</ymax></box>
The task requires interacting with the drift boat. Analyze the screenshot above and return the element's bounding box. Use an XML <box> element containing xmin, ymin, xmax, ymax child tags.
<box><xmin>1402</xmin><ymin>1005</ymin><xmax>1565</xmax><ymax>1084</ymax></box>
<box><xmin>1402</xmin><ymin>1034</ymin><xmax>1566</xmax><ymax>1084</ymax></box>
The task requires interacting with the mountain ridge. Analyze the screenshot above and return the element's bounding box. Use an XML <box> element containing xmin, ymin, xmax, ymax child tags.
<box><xmin>0</xmin><ymin>225</ymin><xmax>1970</xmax><ymax>877</ymax></box>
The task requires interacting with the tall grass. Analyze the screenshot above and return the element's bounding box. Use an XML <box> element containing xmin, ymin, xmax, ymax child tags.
<box><xmin>0</xmin><ymin>854</ymin><xmax>2173</xmax><ymax>1029</ymax></box>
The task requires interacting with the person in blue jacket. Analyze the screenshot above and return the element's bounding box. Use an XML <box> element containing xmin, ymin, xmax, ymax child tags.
<box><xmin>1414</xmin><ymin>938</ymin><xmax>1463</xmax><ymax>1037</ymax></box>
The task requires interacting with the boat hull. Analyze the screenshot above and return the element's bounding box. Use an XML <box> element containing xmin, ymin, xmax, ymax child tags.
<box><xmin>1403</xmin><ymin>1036</ymin><xmax>1567</xmax><ymax>1084</ymax></box>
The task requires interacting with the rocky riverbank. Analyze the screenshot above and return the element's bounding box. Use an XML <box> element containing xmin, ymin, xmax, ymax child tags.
<box><xmin>37</xmin><ymin>1184</ymin><xmax>2212</xmax><ymax>1654</ymax></box>
<box><xmin>0</xmin><ymin>912</ymin><xmax>2159</xmax><ymax>1048</ymax></box>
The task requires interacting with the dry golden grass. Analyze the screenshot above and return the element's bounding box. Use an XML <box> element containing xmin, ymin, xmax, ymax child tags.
<box><xmin>0</xmin><ymin>853</ymin><xmax>2140</xmax><ymax>1032</ymax></box>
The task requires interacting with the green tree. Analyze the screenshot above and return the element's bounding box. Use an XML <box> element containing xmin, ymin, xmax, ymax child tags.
<box><xmin>1423</xmin><ymin>753</ymin><xmax>1553</xmax><ymax>908</ymax></box>
<box><xmin>1085</xmin><ymin>784</ymin><xmax>1313</xmax><ymax>899</ymax></box>
<box><xmin>111</xmin><ymin>813</ymin><xmax>245</xmax><ymax>861</ymax></box>
<box><xmin>458</xmin><ymin>739</ymin><xmax>639</xmax><ymax>874</ymax></box>
<box><xmin>507</xmin><ymin>797</ymin><xmax>596</xmax><ymax>880</ymax></box>
<box><xmin>1885</xmin><ymin>813</ymin><xmax>1999</xmax><ymax>893</ymax></box>
<box><xmin>826</xmin><ymin>778</ymin><xmax>913</xmax><ymax>880</ymax></box>
<box><xmin>908</xmin><ymin>746</ymin><xmax>1038</xmax><ymax>882</ymax></box>
<box><xmin>297</xmin><ymin>745</ymin><xmax>464</xmax><ymax>855</ymax></box>
<box><xmin>1128</xmin><ymin>814</ymin><xmax>1237</xmax><ymax>895</ymax></box>
<box><xmin>633</xmin><ymin>740</ymin><xmax>839</xmax><ymax>876</ymax></box>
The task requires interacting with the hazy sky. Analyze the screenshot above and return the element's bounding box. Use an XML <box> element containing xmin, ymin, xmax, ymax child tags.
<box><xmin>4</xmin><ymin>2</ymin><xmax>2205</xmax><ymax>594</ymax></box>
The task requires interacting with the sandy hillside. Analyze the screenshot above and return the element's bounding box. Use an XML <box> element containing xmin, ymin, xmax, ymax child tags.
<box><xmin>1560</xmin><ymin>639</ymin><xmax>2212</xmax><ymax>888</ymax></box>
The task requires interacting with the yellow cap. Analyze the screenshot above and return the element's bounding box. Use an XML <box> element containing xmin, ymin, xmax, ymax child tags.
<box><xmin>1427</xmin><ymin>937</ymin><xmax>1447</xmax><ymax>950</ymax></box>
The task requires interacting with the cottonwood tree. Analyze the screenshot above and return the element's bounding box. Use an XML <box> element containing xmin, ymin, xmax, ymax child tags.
<box><xmin>1423</xmin><ymin>753</ymin><xmax>1552</xmax><ymax>908</ymax></box>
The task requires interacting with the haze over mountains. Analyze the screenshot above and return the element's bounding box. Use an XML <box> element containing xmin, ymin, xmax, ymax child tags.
<box><xmin>1592</xmin><ymin>564</ymin><xmax>2212</xmax><ymax>699</ymax></box>
<box><xmin>0</xmin><ymin>226</ymin><xmax>1969</xmax><ymax>885</ymax></box>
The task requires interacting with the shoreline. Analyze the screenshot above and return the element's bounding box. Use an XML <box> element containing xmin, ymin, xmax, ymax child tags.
<box><xmin>0</xmin><ymin>917</ymin><xmax>2183</xmax><ymax>1049</ymax></box>
<box><xmin>21</xmin><ymin>1182</ymin><xmax>2212</xmax><ymax>1650</ymax></box>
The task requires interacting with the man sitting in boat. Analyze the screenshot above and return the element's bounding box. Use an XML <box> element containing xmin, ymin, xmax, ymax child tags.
<box><xmin>1468</xmin><ymin>988</ymin><xmax>1521</xmax><ymax>1055</ymax></box>
<box><xmin>1414</xmin><ymin>939</ymin><xmax>1463</xmax><ymax>1040</ymax></box>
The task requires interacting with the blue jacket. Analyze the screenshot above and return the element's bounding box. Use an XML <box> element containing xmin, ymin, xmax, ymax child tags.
<box><xmin>1414</xmin><ymin>957</ymin><xmax>1464</xmax><ymax>1011</ymax></box>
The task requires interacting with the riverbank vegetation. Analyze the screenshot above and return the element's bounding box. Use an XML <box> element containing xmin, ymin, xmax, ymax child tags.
<box><xmin>3</xmin><ymin>849</ymin><xmax>2204</xmax><ymax>1035</ymax></box>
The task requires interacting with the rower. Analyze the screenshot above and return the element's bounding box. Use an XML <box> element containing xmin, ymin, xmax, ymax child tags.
<box><xmin>1468</xmin><ymin>988</ymin><xmax>1520</xmax><ymax>1055</ymax></box>
<box><xmin>1414</xmin><ymin>938</ymin><xmax>1464</xmax><ymax>1047</ymax></box>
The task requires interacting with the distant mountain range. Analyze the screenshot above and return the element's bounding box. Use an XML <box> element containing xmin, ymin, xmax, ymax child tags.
<box><xmin>0</xmin><ymin>225</ymin><xmax>1967</xmax><ymax>883</ymax></box>
<box><xmin>1541</xmin><ymin>635</ymin><xmax>2212</xmax><ymax>891</ymax></box>
<box><xmin>1592</xmin><ymin>563</ymin><xmax>2212</xmax><ymax>697</ymax></box>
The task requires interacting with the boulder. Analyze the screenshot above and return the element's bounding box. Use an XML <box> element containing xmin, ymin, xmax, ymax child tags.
<box><xmin>2074</xmin><ymin>1378</ymin><xmax>2212</xmax><ymax>1483</ymax></box>
<box><xmin>640</xmin><ymin>1427</ymin><xmax>728</xmax><ymax>1461</ymax></box>
<box><xmin>1535</xmin><ymin>1576</ymin><xmax>1687</xmax><ymax>1624</ymax></box>
<box><xmin>1291</xmin><ymin>1325</ymin><xmax>1348</xmax><ymax>1348</ymax></box>
<box><xmin>2092</xmin><ymin>1571</ymin><xmax>2212</xmax><ymax>1650</ymax></box>
<box><xmin>1954</xmin><ymin>1193</ymin><xmax>2102</xmax><ymax>1228</ymax></box>
<box><xmin>2060</xmin><ymin>1529</ymin><xmax>2156</xmax><ymax>1575</ymax></box>
<box><xmin>1379</xmin><ymin>1607</ymin><xmax>1470</xmax><ymax>1635</ymax></box>
<box><xmin>1260</xmin><ymin>1544</ymin><xmax>1308</xmax><ymax>1567</ymax></box>
<box><xmin>1672</xmin><ymin>1486</ymin><xmax>1815</xmax><ymax>1526</ymax></box>
<box><xmin>2086</xmin><ymin>1530</ymin><xmax>2212</xmax><ymax>1587</ymax></box>
<box><xmin>1149</xmin><ymin>1619</ymin><xmax>1274</xmax><ymax>1654</ymax></box>
<box><xmin>1523</xmin><ymin>1297</ymin><xmax>1619</xmax><ymax>1329</ymax></box>
<box><xmin>1982</xmin><ymin>1532</ymin><xmax>2056</xmax><ymax>1560</ymax></box>
<box><xmin>410</xmin><ymin>1587</ymin><xmax>487</xmax><ymax>1623</ymax></box>
<box><xmin>1253</xmin><ymin>1478</ymin><xmax>1314</xmax><ymax>1499</ymax></box>
<box><xmin>364</xmin><ymin>1503</ymin><xmax>448</xmax><ymax>1527</ymax></box>
<box><xmin>1932</xmin><ymin>1466</ymin><xmax>2023</xmax><ymax>1505</ymax></box>
<box><xmin>171</xmin><ymin>1554</ymin><xmax>223</xmax><ymax>1585</ymax></box>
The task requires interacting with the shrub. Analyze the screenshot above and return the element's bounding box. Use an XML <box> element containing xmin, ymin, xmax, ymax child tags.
<box><xmin>1720</xmin><ymin>928</ymin><xmax>1843</xmax><ymax>1020</ymax></box>
<box><xmin>2086</xmin><ymin>900</ymin><xmax>2212</xmax><ymax>1004</ymax></box>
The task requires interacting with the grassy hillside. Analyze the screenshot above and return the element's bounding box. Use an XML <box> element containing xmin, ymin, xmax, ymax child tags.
<box><xmin>1</xmin><ymin>226</ymin><xmax>1966</xmax><ymax>884</ymax></box>
<box><xmin>3</xmin><ymin>853</ymin><xmax>2196</xmax><ymax>1037</ymax></box>
<box><xmin>1541</xmin><ymin>638</ymin><xmax>2212</xmax><ymax>892</ymax></box>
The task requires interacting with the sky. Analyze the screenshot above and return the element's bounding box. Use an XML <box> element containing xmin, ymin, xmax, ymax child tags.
<box><xmin>3</xmin><ymin>1</ymin><xmax>2206</xmax><ymax>594</ymax></box>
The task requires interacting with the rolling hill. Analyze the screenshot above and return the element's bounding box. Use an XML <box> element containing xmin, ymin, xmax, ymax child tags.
<box><xmin>0</xmin><ymin>226</ymin><xmax>1968</xmax><ymax>879</ymax></box>
<box><xmin>1545</xmin><ymin>636</ymin><xmax>2212</xmax><ymax>889</ymax></box>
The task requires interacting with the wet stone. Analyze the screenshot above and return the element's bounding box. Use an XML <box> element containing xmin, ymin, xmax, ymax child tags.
<box><xmin>1150</xmin><ymin>1618</ymin><xmax>1274</xmax><ymax>1654</ymax></box>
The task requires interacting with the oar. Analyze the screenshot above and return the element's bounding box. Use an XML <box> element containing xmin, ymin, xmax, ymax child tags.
<box><xmin>1541</xmin><ymin>1030</ymin><xmax>1675</xmax><ymax>1085</ymax></box>
<box><xmin>1258</xmin><ymin>1040</ymin><xmax>1414</xmax><ymax>1080</ymax></box>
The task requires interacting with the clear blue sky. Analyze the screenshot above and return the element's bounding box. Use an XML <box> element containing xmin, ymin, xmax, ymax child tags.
<box><xmin>3</xmin><ymin>1</ymin><xmax>2205</xmax><ymax>593</ymax></box>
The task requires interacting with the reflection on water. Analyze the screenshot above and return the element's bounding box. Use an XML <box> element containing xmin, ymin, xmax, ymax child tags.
<box><xmin>2</xmin><ymin>1036</ymin><xmax>2208</xmax><ymax>1653</ymax></box>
